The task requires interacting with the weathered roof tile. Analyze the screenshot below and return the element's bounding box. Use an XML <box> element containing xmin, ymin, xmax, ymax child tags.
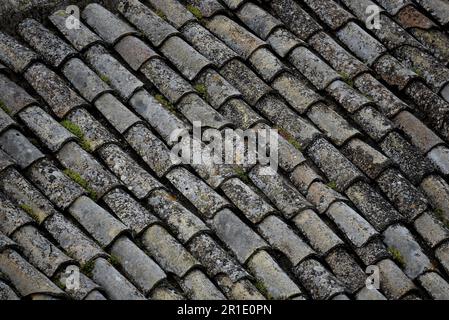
<box><xmin>0</xmin><ymin>32</ymin><xmax>38</xmax><ymax>73</ymax></box>
<box><xmin>0</xmin><ymin>129</ymin><xmax>44</xmax><ymax>169</ymax></box>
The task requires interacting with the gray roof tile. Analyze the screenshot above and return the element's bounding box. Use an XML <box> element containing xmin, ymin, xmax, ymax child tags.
<box><xmin>24</xmin><ymin>63</ymin><xmax>87</xmax><ymax>118</ymax></box>
<box><xmin>0</xmin><ymin>193</ymin><xmax>32</xmax><ymax>236</ymax></box>
<box><xmin>221</xmin><ymin>178</ymin><xmax>275</xmax><ymax>224</ymax></box>
<box><xmin>256</xmin><ymin>95</ymin><xmax>320</xmax><ymax>148</ymax></box>
<box><xmin>103</xmin><ymin>189</ymin><xmax>159</xmax><ymax>234</ymax></box>
<box><xmin>62</xmin><ymin>58</ymin><xmax>112</xmax><ymax>103</ymax></box>
<box><xmin>99</xmin><ymin>144</ymin><xmax>163</xmax><ymax>199</ymax></box>
<box><xmin>220</xmin><ymin>59</ymin><xmax>272</xmax><ymax>106</ymax></box>
<box><xmin>258</xmin><ymin>215</ymin><xmax>314</xmax><ymax>266</ymax></box>
<box><xmin>289</xmin><ymin>46</ymin><xmax>340</xmax><ymax>90</ymax></box>
<box><xmin>271</xmin><ymin>72</ymin><xmax>322</xmax><ymax>114</ymax></box>
<box><xmin>436</xmin><ymin>242</ymin><xmax>449</xmax><ymax>277</ymax></box>
<box><xmin>418</xmin><ymin>272</ymin><xmax>449</xmax><ymax>300</ymax></box>
<box><xmin>342</xmin><ymin>138</ymin><xmax>392</xmax><ymax>179</ymax></box>
<box><xmin>394</xmin><ymin>45</ymin><xmax>449</xmax><ymax>91</ymax></box>
<box><xmin>166</xmin><ymin>167</ymin><xmax>230</xmax><ymax>218</ymax></box>
<box><xmin>141</xmin><ymin>224</ymin><xmax>199</xmax><ymax>277</ymax></box>
<box><xmin>94</xmin><ymin>93</ymin><xmax>141</xmax><ymax>134</ymax></box>
<box><xmin>85</xmin><ymin>45</ymin><xmax>144</xmax><ymax>101</ymax></box>
<box><xmin>114</xmin><ymin>36</ymin><xmax>159</xmax><ymax>71</ymax></box>
<box><xmin>220</xmin><ymin>98</ymin><xmax>264</xmax><ymax>129</ymax></box>
<box><xmin>352</xmin><ymin>106</ymin><xmax>395</xmax><ymax>141</ymax></box>
<box><xmin>236</xmin><ymin>3</ymin><xmax>282</xmax><ymax>40</ymax></box>
<box><xmin>394</xmin><ymin>111</ymin><xmax>444</xmax><ymax>154</ymax></box>
<box><xmin>195</xmin><ymin>69</ymin><xmax>241</xmax><ymax>109</ymax></box>
<box><xmin>420</xmin><ymin>175</ymin><xmax>449</xmax><ymax>222</ymax></box>
<box><xmin>0</xmin><ymin>129</ymin><xmax>44</xmax><ymax>169</ymax></box>
<box><xmin>181</xmin><ymin>22</ymin><xmax>238</xmax><ymax>68</ymax></box>
<box><xmin>0</xmin><ymin>74</ymin><xmax>36</xmax><ymax>115</ymax></box>
<box><xmin>0</xmin><ymin>32</ymin><xmax>38</xmax><ymax>73</ymax></box>
<box><xmin>428</xmin><ymin>146</ymin><xmax>449</xmax><ymax>176</ymax></box>
<box><xmin>289</xmin><ymin>163</ymin><xmax>324</xmax><ymax>194</ymax></box>
<box><xmin>124</xmin><ymin>123</ymin><xmax>175</xmax><ymax>177</ymax></box>
<box><xmin>380</xmin><ymin>132</ymin><xmax>433</xmax><ymax>184</ymax></box>
<box><xmin>83</xmin><ymin>3</ymin><xmax>138</xmax><ymax>45</ymax></box>
<box><xmin>147</xmin><ymin>189</ymin><xmax>208</xmax><ymax>243</ymax></box>
<box><xmin>177</xmin><ymin>93</ymin><xmax>232</xmax><ymax>129</ymax></box>
<box><xmin>373</xmin><ymin>54</ymin><xmax>417</xmax><ymax>90</ymax></box>
<box><xmin>17</xmin><ymin>19</ymin><xmax>76</xmax><ymax>68</ymax></box>
<box><xmin>326</xmin><ymin>80</ymin><xmax>372</xmax><ymax>113</ymax></box>
<box><xmin>57</xmin><ymin>269</ymin><xmax>102</xmax><ymax>300</ymax></box>
<box><xmin>377</xmin><ymin>168</ymin><xmax>428</xmax><ymax>220</ymax></box>
<box><xmin>325</xmin><ymin>248</ymin><xmax>366</xmax><ymax>293</ymax></box>
<box><xmin>27</xmin><ymin>159</ymin><xmax>85</xmax><ymax>210</ymax></box>
<box><xmin>336</xmin><ymin>22</ymin><xmax>386</xmax><ymax>65</ymax></box>
<box><xmin>326</xmin><ymin>201</ymin><xmax>378</xmax><ymax>248</ymax></box>
<box><xmin>376</xmin><ymin>0</ymin><xmax>411</xmax><ymax>15</ymax></box>
<box><xmin>68</xmin><ymin>195</ymin><xmax>128</xmax><ymax>248</ymax></box>
<box><xmin>91</xmin><ymin>257</ymin><xmax>145</xmax><ymax>300</ymax></box>
<box><xmin>18</xmin><ymin>106</ymin><xmax>75</xmax><ymax>152</ymax></box>
<box><xmin>221</xmin><ymin>0</ymin><xmax>247</xmax><ymax>10</ymax></box>
<box><xmin>65</xmin><ymin>108</ymin><xmax>118</xmax><ymax>151</ymax></box>
<box><xmin>356</xmin><ymin>287</ymin><xmax>387</xmax><ymax>300</ymax></box>
<box><xmin>0</xmin><ymin>109</ymin><xmax>15</xmax><ymax>135</ymax></box>
<box><xmin>307</xmin><ymin>138</ymin><xmax>366</xmax><ymax>191</ymax></box>
<box><xmin>308</xmin><ymin>31</ymin><xmax>368</xmax><ymax>79</ymax></box>
<box><xmin>346</xmin><ymin>181</ymin><xmax>403</xmax><ymax>231</ymax></box>
<box><xmin>212</xmin><ymin>209</ymin><xmax>267</xmax><ymax>264</ymax></box>
<box><xmin>250</xmin><ymin>165</ymin><xmax>312</xmax><ymax>219</ymax></box>
<box><xmin>11</xmin><ymin>225</ymin><xmax>73</xmax><ymax>277</ymax></box>
<box><xmin>303</xmin><ymin>0</ymin><xmax>354</xmax><ymax>30</ymax></box>
<box><xmin>307</xmin><ymin>104</ymin><xmax>360</xmax><ymax>146</ymax></box>
<box><xmin>110</xmin><ymin>236</ymin><xmax>166</xmax><ymax>294</ymax></box>
<box><xmin>414</xmin><ymin>211</ymin><xmax>449</xmax><ymax>248</ymax></box>
<box><xmin>43</xmin><ymin>212</ymin><xmax>104</xmax><ymax>265</ymax></box>
<box><xmin>295</xmin><ymin>259</ymin><xmax>345</xmax><ymax>300</ymax></box>
<box><xmin>247</xmin><ymin>250</ymin><xmax>302</xmax><ymax>299</ymax></box>
<box><xmin>145</xmin><ymin>0</ymin><xmax>196</xmax><ymax>29</ymax></box>
<box><xmin>0</xmin><ymin>249</ymin><xmax>64</xmax><ymax>298</ymax></box>
<box><xmin>0</xmin><ymin>280</ymin><xmax>19</xmax><ymax>300</ymax></box>
<box><xmin>0</xmin><ymin>148</ymin><xmax>14</xmax><ymax>173</ymax></box>
<box><xmin>354</xmin><ymin>73</ymin><xmax>408</xmax><ymax>117</ymax></box>
<box><xmin>293</xmin><ymin>209</ymin><xmax>344</xmax><ymax>255</ymax></box>
<box><xmin>160</xmin><ymin>36</ymin><xmax>212</xmax><ymax>81</ymax></box>
<box><xmin>57</xmin><ymin>142</ymin><xmax>120</xmax><ymax>198</ymax></box>
<box><xmin>184</xmin><ymin>0</ymin><xmax>225</xmax><ymax>18</ymax></box>
<box><xmin>129</xmin><ymin>90</ymin><xmax>189</xmax><ymax>146</ymax></box>
<box><xmin>140</xmin><ymin>58</ymin><xmax>194</xmax><ymax>103</ymax></box>
<box><xmin>354</xmin><ymin>238</ymin><xmax>389</xmax><ymax>267</ymax></box>
<box><xmin>50</xmin><ymin>10</ymin><xmax>102</xmax><ymax>52</ymax></box>
<box><xmin>117</xmin><ymin>0</ymin><xmax>178</xmax><ymax>47</ymax></box>
<box><xmin>383</xmin><ymin>224</ymin><xmax>432</xmax><ymax>278</ymax></box>
<box><xmin>206</xmin><ymin>15</ymin><xmax>267</xmax><ymax>60</ymax></box>
<box><xmin>249</xmin><ymin>48</ymin><xmax>286</xmax><ymax>83</ymax></box>
<box><xmin>270</xmin><ymin>0</ymin><xmax>322</xmax><ymax>40</ymax></box>
<box><xmin>181</xmin><ymin>269</ymin><xmax>226</xmax><ymax>300</ymax></box>
<box><xmin>377</xmin><ymin>259</ymin><xmax>416</xmax><ymax>299</ymax></box>
<box><xmin>414</xmin><ymin>0</ymin><xmax>449</xmax><ymax>26</ymax></box>
<box><xmin>266</xmin><ymin>28</ymin><xmax>302</xmax><ymax>58</ymax></box>
<box><xmin>307</xmin><ymin>181</ymin><xmax>348</xmax><ymax>214</ymax></box>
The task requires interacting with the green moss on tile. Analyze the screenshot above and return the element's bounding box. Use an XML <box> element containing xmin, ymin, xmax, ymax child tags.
<box><xmin>99</xmin><ymin>74</ymin><xmax>111</xmax><ymax>85</ymax></box>
<box><xmin>254</xmin><ymin>280</ymin><xmax>273</xmax><ymax>300</ymax></box>
<box><xmin>326</xmin><ymin>181</ymin><xmax>337</xmax><ymax>191</ymax></box>
<box><xmin>156</xmin><ymin>9</ymin><xmax>167</xmax><ymax>20</ymax></box>
<box><xmin>64</xmin><ymin>169</ymin><xmax>98</xmax><ymax>201</ymax></box>
<box><xmin>235</xmin><ymin>166</ymin><xmax>251</xmax><ymax>184</ymax></box>
<box><xmin>388</xmin><ymin>247</ymin><xmax>406</xmax><ymax>268</ymax></box>
<box><xmin>155</xmin><ymin>94</ymin><xmax>176</xmax><ymax>112</ymax></box>
<box><xmin>194</xmin><ymin>83</ymin><xmax>208</xmax><ymax>100</ymax></box>
<box><xmin>340</xmin><ymin>72</ymin><xmax>354</xmax><ymax>87</ymax></box>
<box><xmin>435</xmin><ymin>208</ymin><xmax>449</xmax><ymax>229</ymax></box>
<box><xmin>0</xmin><ymin>100</ymin><xmax>11</xmax><ymax>115</ymax></box>
<box><xmin>55</xmin><ymin>278</ymin><xmax>66</xmax><ymax>290</ymax></box>
<box><xmin>61</xmin><ymin>120</ymin><xmax>93</xmax><ymax>152</ymax></box>
<box><xmin>19</xmin><ymin>204</ymin><xmax>39</xmax><ymax>222</ymax></box>
<box><xmin>187</xmin><ymin>5</ymin><xmax>203</xmax><ymax>20</ymax></box>
<box><xmin>81</xmin><ymin>259</ymin><xmax>96</xmax><ymax>278</ymax></box>
<box><xmin>277</xmin><ymin>128</ymin><xmax>302</xmax><ymax>151</ymax></box>
<box><xmin>108</xmin><ymin>255</ymin><xmax>121</xmax><ymax>268</ymax></box>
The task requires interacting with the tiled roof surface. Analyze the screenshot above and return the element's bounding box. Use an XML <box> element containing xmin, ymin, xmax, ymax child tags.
<box><xmin>0</xmin><ymin>0</ymin><xmax>449</xmax><ymax>300</ymax></box>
